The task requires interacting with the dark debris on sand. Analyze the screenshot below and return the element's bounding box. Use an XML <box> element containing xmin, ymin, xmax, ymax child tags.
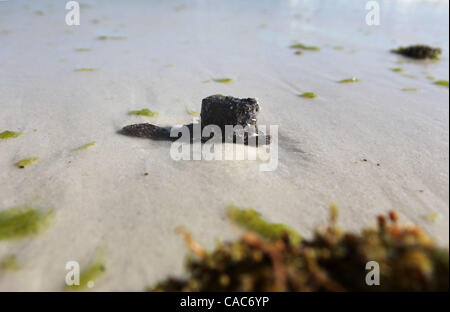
<box><xmin>392</xmin><ymin>45</ymin><xmax>442</xmax><ymax>60</ymax></box>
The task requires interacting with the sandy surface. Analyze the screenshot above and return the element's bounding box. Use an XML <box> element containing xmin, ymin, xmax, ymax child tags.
<box><xmin>0</xmin><ymin>0</ymin><xmax>448</xmax><ymax>291</ymax></box>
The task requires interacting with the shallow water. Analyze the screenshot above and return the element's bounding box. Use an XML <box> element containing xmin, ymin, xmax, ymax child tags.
<box><xmin>0</xmin><ymin>0</ymin><xmax>448</xmax><ymax>291</ymax></box>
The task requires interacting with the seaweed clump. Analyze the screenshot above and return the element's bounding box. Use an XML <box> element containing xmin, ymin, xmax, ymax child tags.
<box><xmin>391</xmin><ymin>67</ymin><xmax>404</xmax><ymax>73</ymax></box>
<box><xmin>151</xmin><ymin>206</ymin><xmax>449</xmax><ymax>292</ymax></box>
<box><xmin>0</xmin><ymin>130</ymin><xmax>23</xmax><ymax>140</ymax></box>
<box><xmin>392</xmin><ymin>45</ymin><xmax>442</xmax><ymax>60</ymax></box>
<box><xmin>0</xmin><ymin>255</ymin><xmax>21</xmax><ymax>271</ymax></box>
<box><xmin>228</xmin><ymin>205</ymin><xmax>301</xmax><ymax>245</ymax></box>
<box><xmin>299</xmin><ymin>92</ymin><xmax>317</xmax><ymax>99</ymax></box>
<box><xmin>434</xmin><ymin>80</ymin><xmax>449</xmax><ymax>88</ymax></box>
<box><xmin>15</xmin><ymin>157</ymin><xmax>40</xmax><ymax>168</ymax></box>
<box><xmin>290</xmin><ymin>43</ymin><xmax>320</xmax><ymax>51</ymax></box>
<box><xmin>338</xmin><ymin>77</ymin><xmax>361</xmax><ymax>83</ymax></box>
<box><xmin>73</xmin><ymin>142</ymin><xmax>97</xmax><ymax>151</ymax></box>
<box><xmin>0</xmin><ymin>206</ymin><xmax>53</xmax><ymax>241</ymax></box>
<box><xmin>129</xmin><ymin>108</ymin><xmax>159</xmax><ymax>117</ymax></box>
<box><xmin>187</xmin><ymin>109</ymin><xmax>200</xmax><ymax>116</ymax></box>
<box><xmin>214</xmin><ymin>78</ymin><xmax>233</xmax><ymax>84</ymax></box>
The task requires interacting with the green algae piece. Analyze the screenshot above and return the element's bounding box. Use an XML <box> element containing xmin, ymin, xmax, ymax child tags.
<box><xmin>97</xmin><ymin>35</ymin><xmax>127</xmax><ymax>41</ymax></box>
<box><xmin>434</xmin><ymin>80</ymin><xmax>449</xmax><ymax>88</ymax></box>
<box><xmin>0</xmin><ymin>206</ymin><xmax>53</xmax><ymax>241</ymax></box>
<box><xmin>299</xmin><ymin>92</ymin><xmax>316</xmax><ymax>99</ymax></box>
<box><xmin>425</xmin><ymin>212</ymin><xmax>440</xmax><ymax>222</ymax></box>
<box><xmin>35</xmin><ymin>10</ymin><xmax>44</xmax><ymax>16</ymax></box>
<box><xmin>0</xmin><ymin>130</ymin><xmax>23</xmax><ymax>140</ymax></box>
<box><xmin>290</xmin><ymin>43</ymin><xmax>320</xmax><ymax>51</ymax></box>
<box><xmin>129</xmin><ymin>108</ymin><xmax>159</xmax><ymax>117</ymax></box>
<box><xmin>75</xmin><ymin>48</ymin><xmax>92</xmax><ymax>52</ymax></box>
<box><xmin>403</xmin><ymin>74</ymin><xmax>417</xmax><ymax>79</ymax></box>
<box><xmin>338</xmin><ymin>77</ymin><xmax>361</xmax><ymax>83</ymax></box>
<box><xmin>187</xmin><ymin>109</ymin><xmax>200</xmax><ymax>116</ymax></box>
<box><xmin>401</xmin><ymin>88</ymin><xmax>418</xmax><ymax>92</ymax></box>
<box><xmin>66</xmin><ymin>257</ymin><xmax>106</xmax><ymax>291</ymax></box>
<box><xmin>214</xmin><ymin>78</ymin><xmax>233</xmax><ymax>83</ymax></box>
<box><xmin>391</xmin><ymin>67</ymin><xmax>404</xmax><ymax>72</ymax></box>
<box><xmin>0</xmin><ymin>255</ymin><xmax>21</xmax><ymax>271</ymax></box>
<box><xmin>227</xmin><ymin>205</ymin><xmax>301</xmax><ymax>245</ymax></box>
<box><xmin>426</xmin><ymin>76</ymin><xmax>435</xmax><ymax>81</ymax></box>
<box><xmin>15</xmin><ymin>157</ymin><xmax>40</xmax><ymax>168</ymax></box>
<box><xmin>74</xmin><ymin>68</ymin><xmax>100</xmax><ymax>72</ymax></box>
<box><xmin>74</xmin><ymin>142</ymin><xmax>97</xmax><ymax>151</ymax></box>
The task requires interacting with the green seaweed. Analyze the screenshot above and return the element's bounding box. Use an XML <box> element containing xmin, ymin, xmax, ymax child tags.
<box><xmin>391</xmin><ymin>67</ymin><xmax>404</xmax><ymax>72</ymax></box>
<box><xmin>66</xmin><ymin>257</ymin><xmax>106</xmax><ymax>291</ymax></box>
<box><xmin>152</xmin><ymin>207</ymin><xmax>449</xmax><ymax>292</ymax></box>
<box><xmin>434</xmin><ymin>80</ymin><xmax>449</xmax><ymax>88</ymax></box>
<box><xmin>0</xmin><ymin>130</ymin><xmax>23</xmax><ymax>140</ymax></box>
<box><xmin>214</xmin><ymin>78</ymin><xmax>233</xmax><ymax>84</ymax></box>
<box><xmin>97</xmin><ymin>35</ymin><xmax>127</xmax><ymax>41</ymax></box>
<box><xmin>290</xmin><ymin>43</ymin><xmax>320</xmax><ymax>51</ymax></box>
<box><xmin>0</xmin><ymin>255</ymin><xmax>21</xmax><ymax>271</ymax></box>
<box><xmin>74</xmin><ymin>142</ymin><xmax>97</xmax><ymax>151</ymax></box>
<box><xmin>425</xmin><ymin>212</ymin><xmax>440</xmax><ymax>222</ymax></box>
<box><xmin>35</xmin><ymin>10</ymin><xmax>44</xmax><ymax>16</ymax></box>
<box><xmin>401</xmin><ymin>88</ymin><xmax>418</xmax><ymax>92</ymax></box>
<box><xmin>75</xmin><ymin>48</ymin><xmax>92</xmax><ymax>52</ymax></box>
<box><xmin>426</xmin><ymin>76</ymin><xmax>436</xmax><ymax>81</ymax></box>
<box><xmin>0</xmin><ymin>206</ymin><xmax>53</xmax><ymax>241</ymax></box>
<box><xmin>338</xmin><ymin>77</ymin><xmax>361</xmax><ymax>83</ymax></box>
<box><xmin>129</xmin><ymin>108</ymin><xmax>159</xmax><ymax>117</ymax></box>
<box><xmin>227</xmin><ymin>205</ymin><xmax>301</xmax><ymax>245</ymax></box>
<box><xmin>299</xmin><ymin>92</ymin><xmax>316</xmax><ymax>99</ymax></box>
<box><xmin>74</xmin><ymin>68</ymin><xmax>100</xmax><ymax>72</ymax></box>
<box><xmin>15</xmin><ymin>157</ymin><xmax>40</xmax><ymax>168</ymax></box>
<box><xmin>187</xmin><ymin>109</ymin><xmax>200</xmax><ymax>116</ymax></box>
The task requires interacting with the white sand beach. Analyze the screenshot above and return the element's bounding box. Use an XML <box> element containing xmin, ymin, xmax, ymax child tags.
<box><xmin>0</xmin><ymin>0</ymin><xmax>448</xmax><ymax>291</ymax></box>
